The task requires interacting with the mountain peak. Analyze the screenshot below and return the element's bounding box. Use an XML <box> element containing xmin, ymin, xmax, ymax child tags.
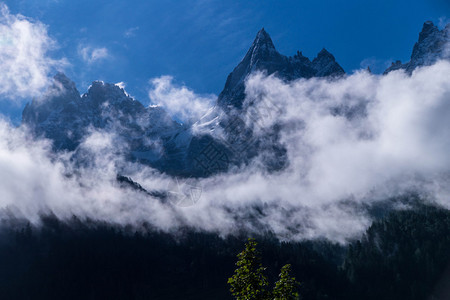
<box><xmin>384</xmin><ymin>21</ymin><xmax>449</xmax><ymax>74</ymax></box>
<box><xmin>85</xmin><ymin>80</ymin><xmax>133</xmax><ymax>106</ymax></box>
<box><xmin>53</xmin><ymin>72</ymin><xmax>70</xmax><ymax>83</ymax></box>
<box><xmin>88</xmin><ymin>80</ymin><xmax>124</xmax><ymax>95</ymax></box>
<box><xmin>216</xmin><ymin>28</ymin><xmax>285</xmax><ymax>108</ymax></box>
<box><xmin>418</xmin><ymin>21</ymin><xmax>439</xmax><ymax>42</ymax></box>
<box><xmin>315</xmin><ymin>48</ymin><xmax>335</xmax><ymax>60</ymax></box>
<box><xmin>312</xmin><ymin>48</ymin><xmax>344</xmax><ymax>76</ymax></box>
<box><xmin>22</xmin><ymin>73</ymin><xmax>80</xmax><ymax>129</ymax></box>
<box><xmin>250</xmin><ymin>27</ymin><xmax>277</xmax><ymax>55</ymax></box>
<box><xmin>218</xmin><ymin>29</ymin><xmax>345</xmax><ymax>108</ymax></box>
<box><xmin>255</xmin><ymin>27</ymin><xmax>269</xmax><ymax>40</ymax></box>
<box><xmin>52</xmin><ymin>72</ymin><xmax>78</xmax><ymax>92</ymax></box>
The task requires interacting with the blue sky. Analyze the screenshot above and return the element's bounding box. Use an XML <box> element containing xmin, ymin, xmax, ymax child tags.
<box><xmin>0</xmin><ymin>0</ymin><xmax>449</xmax><ymax>123</ymax></box>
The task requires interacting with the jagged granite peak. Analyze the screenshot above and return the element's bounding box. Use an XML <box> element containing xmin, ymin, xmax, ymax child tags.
<box><xmin>217</xmin><ymin>28</ymin><xmax>286</xmax><ymax>109</ymax></box>
<box><xmin>292</xmin><ymin>50</ymin><xmax>311</xmax><ymax>63</ymax></box>
<box><xmin>315</xmin><ymin>48</ymin><xmax>334</xmax><ymax>59</ymax></box>
<box><xmin>22</xmin><ymin>74</ymin><xmax>183</xmax><ymax>161</ymax></box>
<box><xmin>85</xmin><ymin>81</ymin><xmax>128</xmax><ymax>101</ymax></box>
<box><xmin>410</xmin><ymin>21</ymin><xmax>448</xmax><ymax>64</ymax></box>
<box><xmin>418</xmin><ymin>21</ymin><xmax>439</xmax><ymax>43</ymax></box>
<box><xmin>47</xmin><ymin>72</ymin><xmax>80</xmax><ymax>103</ymax></box>
<box><xmin>218</xmin><ymin>29</ymin><xmax>345</xmax><ymax>109</ymax></box>
<box><xmin>384</xmin><ymin>21</ymin><xmax>450</xmax><ymax>74</ymax></box>
<box><xmin>250</xmin><ymin>28</ymin><xmax>278</xmax><ymax>58</ymax></box>
<box><xmin>22</xmin><ymin>73</ymin><xmax>80</xmax><ymax>125</ymax></box>
<box><xmin>311</xmin><ymin>48</ymin><xmax>345</xmax><ymax>76</ymax></box>
<box><xmin>53</xmin><ymin>72</ymin><xmax>78</xmax><ymax>93</ymax></box>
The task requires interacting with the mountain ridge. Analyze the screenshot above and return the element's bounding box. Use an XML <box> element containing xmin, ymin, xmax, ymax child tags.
<box><xmin>21</xmin><ymin>22</ymin><xmax>450</xmax><ymax>177</ymax></box>
<box><xmin>217</xmin><ymin>28</ymin><xmax>345</xmax><ymax>109</ymax></box>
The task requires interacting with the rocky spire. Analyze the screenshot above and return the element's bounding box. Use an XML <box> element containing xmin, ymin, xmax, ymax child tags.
<box><xmin>314</xmin><ymin>48</ymin><xmax>336</xmax><ymax>61</ymax></box>
<box><xmin>22</xmin><ymin>73</ymin><xmax>80</xmax><ymax>126</ymax></box>
<box><xmin>217</xmin><ymin>29</ymin><xmax>345</xmax><ymax>109</ymax></box>
<box><xmin>384</xmin><ymin>21</ymin><xmax>450</xmax><ymax>74</ymax></box>
<box><xmin>418</xmin><ymin>21</ymin><xmax>439</xmax><ymax>43</ymax></box>
<box><xmin>410</xmin><ymin>21</ymin><xmax>447</xmax><ymax>62</ymax></box>
<box><xmin>217</xmin><ymin>28</ymin><xmax>285</xmax><ymax>108</ymax></box>
<box><xmin>312</xmin><ymin>48</ymin><xmax>344</xmax><ymax>76</ymax></box>
<box><xmin>242</xmin><ymin>27</ymin><xmax>282</xmax><ymax>73</ymax></box>
<box><xmin>52</xmin><ymin>72</ymin><xmax>79</xmax><ymax>95</ymax></box>
<box><xmin>249</xmin><ymin>28</ymin><xmax>277</xmax><ymax>55</ymax></box>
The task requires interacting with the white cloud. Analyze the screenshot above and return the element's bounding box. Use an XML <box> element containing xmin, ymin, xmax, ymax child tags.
<box><xmin>124</xmin><ymin>26</ymin><xmax>139</xmax><ymax>38</ymax></box>
<box><xmin>243</xmin><ymin>63</ymin><xmax>450</xmax><ymax>203</ymax></box>
<box><xmin>1</xmin><ymin>61</ymin><xmax>450</xmax><ymax>243</ymax></box>
<box><xmin>0</xmin><ymin>3</ymin><xmax>67</xmax><ymax>101</ymax></box>
<box><xmin>79</xmin><ymin>45</ymin><xmax>109</xmax><ymax>64</ymax></box>
<box><xmin>148</xmin><ymin>75</ymin><xmax>215</xmax><ymax>123</ymax></box>
<box><xmin>439</xmin><ymin>17</ymin><xmax>449</xmax><ymax>29</ymax></box>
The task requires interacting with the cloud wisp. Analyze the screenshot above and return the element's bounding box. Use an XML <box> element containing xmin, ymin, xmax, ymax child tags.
<box><xmin>124</xmin><ymin>26</ymin><xmax>139</xmax><ymax>38</ymax></box>
<box><xmin>1</xmin><ymin>60</ymin><xmax>450</xmax><ymax>243</ymax></box>
<box><xmin>78</xmin><ymin>45</ymin><xmax>109</xmax><ymax>64</ymax></box>
<box><xmin>0</xmin><ymin>3</ymin><xmax>66</xmax><ymax>101</ymax></box>
<box><xmin>148</xmin><ymin>75</ymin><xmax>215</xmax><ymax>123</ymax></box>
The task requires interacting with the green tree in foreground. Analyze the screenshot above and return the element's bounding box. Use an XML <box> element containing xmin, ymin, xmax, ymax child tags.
<box><xmin>228</xmin><ymin>238</ymin><xmax>300</xmax><ymax>300</ymax></box>
<box><xmin>272</xmin><ymin>264</ymin><xmax>299</xmax><ymax>300</ymax></box>
<box><xmin>228</xmin><ymin>238</ymin><xmax>270</xmax><ymax>299</ymax></box>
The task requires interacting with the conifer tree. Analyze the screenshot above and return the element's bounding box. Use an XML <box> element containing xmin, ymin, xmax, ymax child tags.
<box><xmin>272</xmin><ymin>264</ymin><xmax>300</xmax><ymax>300</ymax></box>
<box><xmin>228</xmin><ymin>238</ymin><xmax>300</xmax><ymax>300</ymax></box>
<box><xmin>228</xmin><ymin>238</ymin><xmax>270</xmax><ymax>299</ymax></box>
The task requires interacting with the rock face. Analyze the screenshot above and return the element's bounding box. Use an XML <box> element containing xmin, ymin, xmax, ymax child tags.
<box><xmin>21</xmin><ymin>29</ymin><xmax>346</xmax><ymax>177</ymax></box>
<box><xmin>214</xmin><ymin>29</ymin><xmax>345</xmax><ymax>172</ymax></box>
<box><xmin>23</xmin><ymin>73</ymin><xmax>183</xmax><ymax>164</ymax></box>
<box><xmin>384</xmin><ymin>21</ymin><xmax>450</xmax><ymax>74</ymax></box>
<box><xmin>19</xmin><ymin>22</ymin><xmax>450</xmax><ymax>180</ymax></box>
<box><xmin>21</xmin><ymin>29</ymin><xmax>347</xmax><ymax>177</ymax></box>
<box><xmin>217</xmin><ymin>28</ymin><xmax>345</xmax><ymax>109</ymax></box>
